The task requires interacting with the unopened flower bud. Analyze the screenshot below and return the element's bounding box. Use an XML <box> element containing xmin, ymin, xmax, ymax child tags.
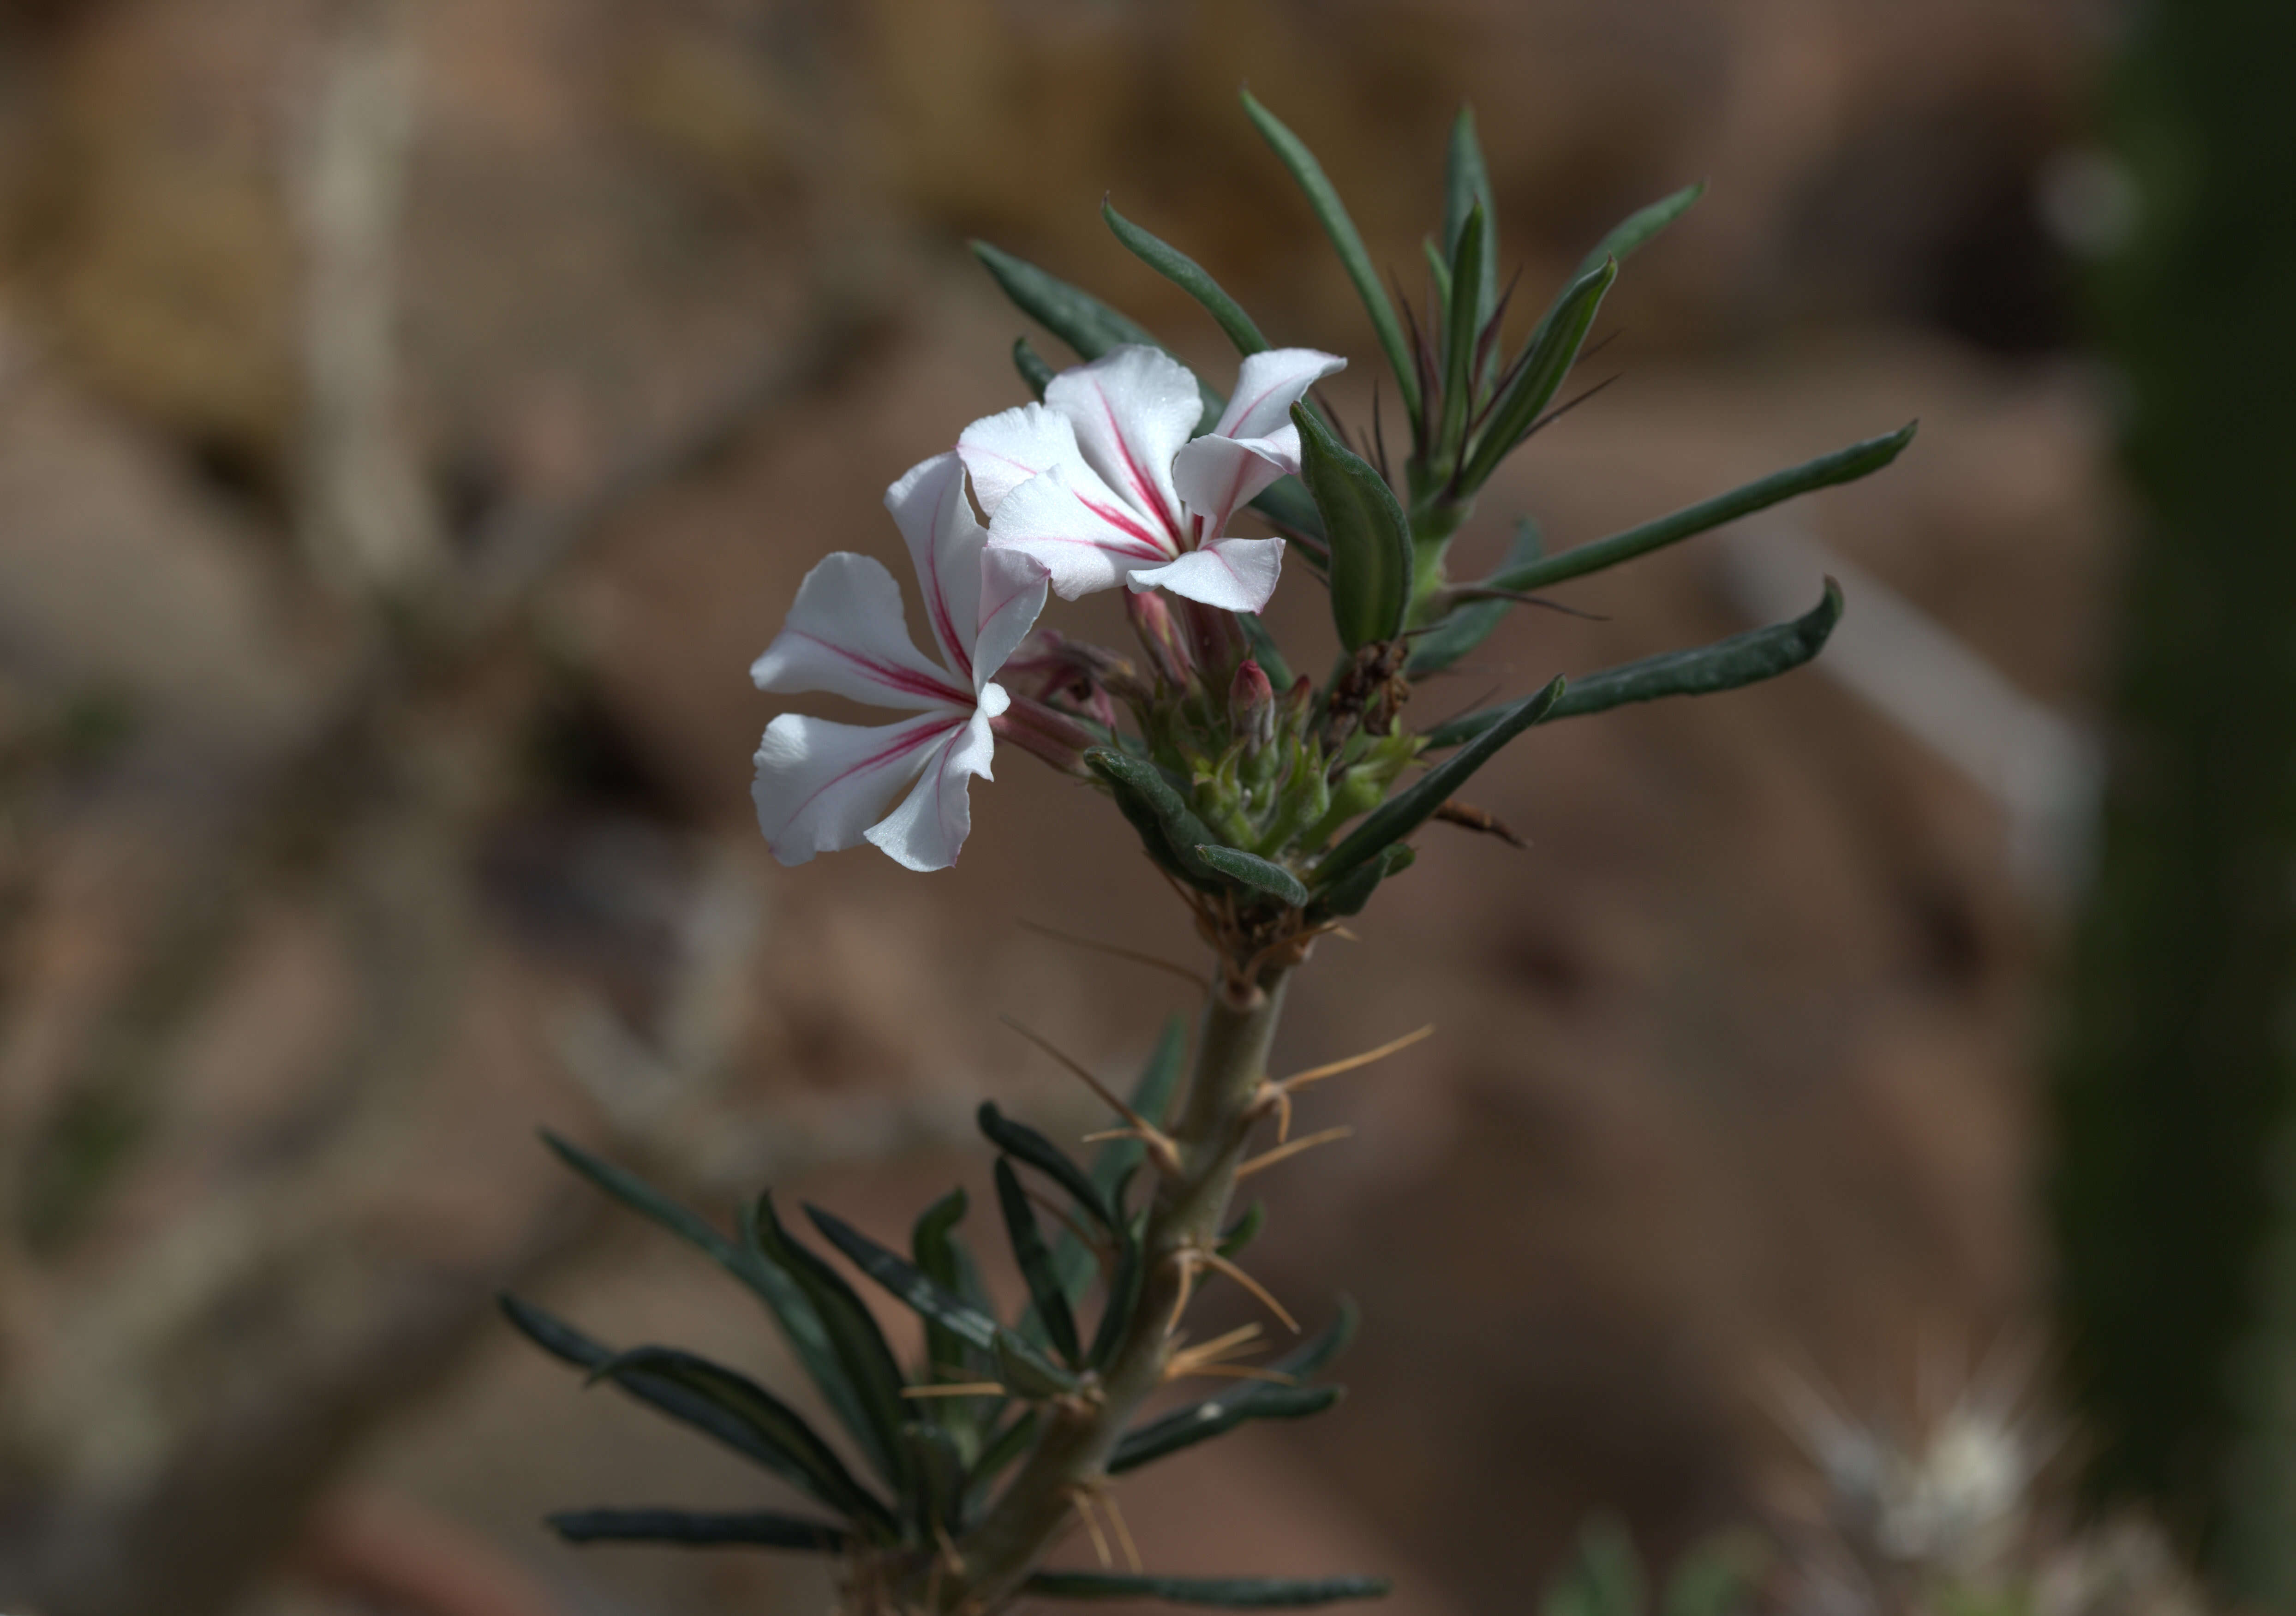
<box><xmin>1126</xmin><ymin>590</ymin><xmax>1196</xmax><ymax>690</ymax></box>
<box><xmin>1229</xmin><ymin>659</ymin><xmax>1277</xmax><ymax>754</ymax></box>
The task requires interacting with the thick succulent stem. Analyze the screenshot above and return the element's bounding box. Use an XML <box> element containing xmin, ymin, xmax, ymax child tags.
<box><xmin>912</xmin><ymin>969</ymin><xmax>1292</xmax><ymax>1614</ymax></box>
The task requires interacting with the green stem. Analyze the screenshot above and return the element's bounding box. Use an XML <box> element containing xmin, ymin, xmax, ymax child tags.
<box><xmin>919</xmin><ymin>971</ymin><xmax>1293</xmax><ymax>1614</ymax></box>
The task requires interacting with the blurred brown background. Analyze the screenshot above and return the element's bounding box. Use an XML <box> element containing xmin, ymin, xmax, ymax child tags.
<box><xmin>0</xmin><ymin>0</ymin><xmax>2120</xmax><ymax>1612</ymax></box>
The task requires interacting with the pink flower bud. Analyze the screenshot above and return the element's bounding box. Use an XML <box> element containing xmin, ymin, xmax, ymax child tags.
<box><xmin>1230</xmin><ymin>658</ymin><xmax>1277</xmax><ymax>754</ymax></box>
<box><xmin>1126</xmin><ymin>590</ymin><xmax>1197</xmax><ymax>690</ymax></box>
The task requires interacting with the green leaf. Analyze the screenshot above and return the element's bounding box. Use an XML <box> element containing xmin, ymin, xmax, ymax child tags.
<box><xmin>1044</xmin><ymin>1016</ymin><xmax>1188</xmax><ymax>1313</ymax></box>
<box><xmin>1457</xmin><ymin>257</ymin><xmax>1616</xmax><ymax>491</ymax></box>
<box><xmin>1443</xmin><ymin>108</ymin><xmax>1500</xmax><ymax>335</ymax></box>
<box><xmin>1250</xmin><ymin>476</ymin><xmax>1331</xmax><ymax>566</ymax></box>
<box><xmin>1088</xmin><ymin>1211</ymin><xmax>1146</xmax><ymax>1366</ymax></box>
<box><xmin>1574</xmin><ymin>180</ymin><xmax>1705</xmax><ymax>281</ymax></box>
<box><xmin>1241</xmin><ymin>90</ymin><xmax>1418</xmax><ymax>421</ymax></box>
<box><xmin>970</xmin><ymin>241</ymin><xmax>1223</xmax><ymax>429</ymax></box>
<box><xmin>1487</xmin><ymin>424</ymin><xmax>1917</xmax><ymax>594</ymax></box>
<box><xmin>995</xmin><ymin>1157</ymin><xmax>1082</xmax><ymax>1367</ymax></box>
<box><xmin>550</xmin><ymin>1508</ymin><xmax>850</xmax><ymax>1549</ymax></box>
<box><xmin>1110</xmin><ymin>1299</ymin><xmax>1357</xmax><ymax>1472</ymax></box>
<box><xmin>1405</xmin><ymin>517</ymin><xmax>1542</xmax><ymax>676</ymax></box>
<box><xmin>993</xmin><ymin>1329</ymin><xmax>1080</xmax><ymax>1398</ymax></box>
<box><xmin>588</xmin><ymin>1345</ymin><xmax>895</xmax><ymax>1530</ymax></box>
<box><xmin>1434</xmin><ymin>202</ymin><xmax>1487</xmax><ymax>471</ymax></box>
<box><xmin>1423</xmin><ymin>582</ymin><xmax>1844</xmax><ymax>748</ymax></box>
<box><xmin>1026</xmin><ymin>1572</ymin><xmax>1391</xmax><ymax>1607</ymax></box>
<box><xmin>1307</xmin><ymin>843</ymin><xmax>1415</xmax><ymax>922</ymax></box>
<box><xmin>538</xmin><ymin>1133</ymin><xmax>869</xmax><ymax>1457</ymax></box>
<box><xmin>1104</xmin><ymin>199</ymin><xmax>1269</xmax><ymax>355</ymax></box>
<box><xmin>1218</xmin><ymin>1200</ymin><xmax>1266</xmax><ymax>1259</ymax></box>
<box><xmin>904</xmin><ymin>1419</ymin><xmax>968</xmax><ymax>1537</ymax></box>
<box><xmin>913</xmin><ymin>1189</ymin><xmax>981</xmax><ymax>1375</ymax></box>
<box><xmin>499</xmin><ymin>1296</ymin><xmax>897</xmax><ymax>1538</ymax></box>
<box><xmin>1421</xmin><ymin>236</ymin><xmax>1453</xmax><ymax>308</ymax></box>
<box><xmin>1294</xmin><ymin>403</ymin><xmax>1411</xmax><ymax>650</ymax></box>
<box><xmin>803</xmin><ymin>1204</ymin><xmax>999</xmax><ymax>1353</ymax></box>
<box><xmin>978</xmin><ymin>1101</ymin><xmax>1112</xmax><ymax>1229</ymax></box>
<box><xmin>1194</xmin><ymin>845</ymin><xmax>1312</xmax><ymax>908</ymax></box>
<box><xmin>1238</xmin><ymin>613</ymin><xmax>1295</xmax><ymax>692</ymax></box>
<box><xmin>1084</xmin><ymin>748</ymin><xmax>1230</xmax><ymax>889</ymax></box>
<box><xmin>966</xmin><ymin>1406</ymin><xmax>1040</xmax><ymax>1497</ymax></box>
<box><xmin>1317</xmin><ymin>677</ymin><xmax>1565</xmax><ymax>884</ymax></box>
<box><xmin>749</xmin><ymin>1194</ymin><xmax>915</xmax><ymax>1497</ymax></box>
<box><xmin>1013</xmin><ymin>337</ymin><xmax>1055</xmax><ymax>401</ymax></box>
<box><xmin>1543</xmin><ymin>1518</ymin><xmax>1645</xmax><ymax>1616</ymax></box>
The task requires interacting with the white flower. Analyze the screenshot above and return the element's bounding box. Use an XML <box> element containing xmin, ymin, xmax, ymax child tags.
<box><xmin>958</xmin><ymin>344</ymin><xmax>1345</xmax><ymax>615</ymax></box>
<box><xmin>750</xmin><ymin>451</ymin><xmax>1046</xmax><ymax>871</ymax></box>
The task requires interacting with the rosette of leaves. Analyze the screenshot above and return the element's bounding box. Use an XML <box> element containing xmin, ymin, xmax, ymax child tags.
<box><xmin>504</xmin><ymin>1017</ymin><xmax>1383</xmax><ymax>1610</ymax></box>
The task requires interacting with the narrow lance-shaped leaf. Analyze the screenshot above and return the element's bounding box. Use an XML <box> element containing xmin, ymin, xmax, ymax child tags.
<box><xmin>1105</xmin><ymin>199</ymin><xmax>1270</xmax><ymax>356</ymax></box>
<box><xmin>1421</xmin><ymin>237</ymin><xmax>1453</xmax><ymax>307</ymax></box>
<box><xmin>1085</xmin><ymin>748</ymin><xmax>1232</xmax><ymax>890</ymax></box>
<box><xmin>1306</xmin><ymin>842</ymin><xmax>1414</xmax><ymax>922</ymax></box>
<box><xmin>1433</xmin><ymin>202</ymin><xmax>1487</xmax><ymax>476</ymax></box>
<box><xmin>550</xmin><ymin>1509</ymin><xmax>851</xmax><ymax>1550</ymax></box>
<box><xmin>978</xmin><ymin>1101</ymin><xmax>1112</xmax><ymax>1229</ymax></box>
<box><xmin>803</xmin><ymin>1203</ymin><xmax>1080</xmax><ymax>1398</ymax></box>
<box><xmin>1046</xmin><ymin>1015</ymin><xmax>1189</xmax><ymax>1309</ymax></box>
<box><xmin>970</xmin><ymin>240</ymin><xmax>1223</xmax><ymax>430</ymax></box>
<box><xmin>1485</xmin><ymin>424</ymin><xmax>1918</xmax><ymax>594</ymax></box>
<box><xmin>1316</xmin><ymin>677</ymin><xmax>1567</xmax><ymax>885</ymax></box>
<box><xmin>1457</xmin><ymin>257</ymin><xmax>1615</xmax><ymax>492</ymax></box>
<box><xmin>499</xmin><ymin>1296</ymin><xmax>898</xmax><ymax>1539</ymax></box>
<box><xmin>1444</xmin><ymin>107</ymin><xmax>1500</xmax><ymax>337</ymax></box>
<box><xmin>1574</xmin><ymin>180</ymin><xmax>1705</xmax><ymax>281</ymax></box>
<box><xmin>995</xmin><ymin>1157</ymin><xmax>1082</xmax><ymax>1367</ymax></box>
<box><xmin>905</xmin><ymin>1419</ymin><xmax>968</xmax><ymax>1538</ymax></box>
<box><xmin>1013</xmin><ymin>337</ymin><xmax>1055</xmax><ymax>400</ymax></box>
<box><xmin>589</xmin><ymin>1346</ymin><xmax>895</xmax><ymax>1529</ymax></box>
<box><xmin>911</xmin><ymin>1189</ymin><xmax>995</xmax><ymax>1442</ymax></box>
<box><xmin>1241</xmin><ymin>90</ymin><xmax>1419</xmax><ymax>421</ymax></box>
<box><xmin>966</xmin><ymin>1406</ymin><xmax>1041</xmax><ymax>1499</ymax></box>
<box><xmin>1112</xmin><ymin>1299</ymin><xmax>1357</xmax><ymax>1472</ymax></box>
<box><xmin>1025</xmin><ymin>1572</ymin><xmax>1392</xmax><ymax>1607</ymax></box>
<box><xmin>1088</xmin><ymin>1212</ymin><xmax>1148</xmax><ymax>1367</ymax></box>
<box><xmin>1423</xmin><ymin>581</ymin><xmax>1844</xmax><ymax>748</ymax></box>
<box><xmin>1295</xmin><ymin>402</ymin><xmax>1411</xmax><ymax>651</ymax></box>
<box><xmin>1194</xmin><ymin>844</ymin><xmax>1313</xmax><ymax>908</ymax></box>
<box><xmin>749</xmin><ymin>1194</ymin><xmax>915</xmax><ymax>1497</ymax></box>
<box><xmin>538</xmin><ymin>1133</ymin><xmax>872</xmax><ymax>1459</ymax></box>
<box><xmin>1405</xmin><ymin>516</ymin><xmax>1543</xmax><ymax>676</ymax></box>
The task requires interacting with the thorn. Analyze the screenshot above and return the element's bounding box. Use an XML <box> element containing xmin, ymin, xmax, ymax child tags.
<box><xmin>1025</xmin><ymin>1185</ymin><xmax>1103</xmax><ymax>1251</ymax></box>
<box><xmin>1433</xmin><ymin>799</ymin><xmax>1528</xmax><ymax>847</ymax></box>
<box><xmin>1278</xmin><ymin>1024</ymin><xmax>1435</xmax><ymax>1093</ymax></box>
<box><xmin>1248</xmin><ymin>1081</ymin><xmax>1297</xmax><ymax>1144</ymax></box>
<box><xmin>902</xmin><ymin>1382</ymin><xmax>1007</xmax><ymax>1398</ymax></box>
<box><xmin>1018</xmin><ymin>919</ymin><xmax>1210</xmax><ymax>991</ymax></box>
<box><xmin>1236</xmin><ymin>1125</ymin><xmax>1355</xmax><ymax>1181</ymax></box>
<box><xmin>1100</xmin><ymin>1489</ymin><xmax>1145</xmax><ymax>1574</ymax></box>
<box><xmin>1171</xmin><ymin>1362</ymin><xmax>1301</xmax><ymax>1385</ymax></box>
<box><xmin>1331</xmin><ymin>925</ymin><xmax>1362</xmax><ymax>942</ymax></box>
<box><xmin>1163</xmin><ymin>1250</ymin><xmax>1201</xmax><ymax>1337</ymax></box>
<box><xmin>1001</xmin><ymin>1016</ymin><xmax>1182</xmax><ymax>1175</ymax></box>
<box><xmin>1070</xmin><ymin>1489</ymin><xmax>1113</xmax><ymax>1568</ymax></box>
<box><xmin>1198</xmin><ymin>1248</ymin><xmax>1299</xmax><ymax>1333</ymax></box>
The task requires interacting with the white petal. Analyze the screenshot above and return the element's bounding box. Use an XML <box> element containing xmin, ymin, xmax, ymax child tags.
<box><xmin>1045</xmin><ymin>346</ymin><xmax>1196</xmax><ymax>543</ymax></box>
<box><xmin>985</xmin><ymin>464</ymin><xmax>1177</xmax><ymax>601</ymax></box>
<box><xmin>1127</xmin><ymin>536</ymin><xmax>1286</xmax><ymax>614</ymax></box>
<box><xmin>959</xmin><ymin>403</ymin><xmax>1094</xmax><ymax>517</ymax></box>
<box><xmin>1171</xmin><ymin>430</ymin><xmax>1295</xmax><ymax>546</ymax></box>
<box><xmin>1212</xmin><ymin>348</ymin><xmax>1346</xmax><ymax>442</ymax></box>
<box><xmin>753</xmin><ymin>710</ymin><xmax>966</xmax><ymax>867</ymax></box>
<box><xmin>864</xmin><ymin>704</ymin><xmax>998</xmax><ymax>871</ymax></box>
<box><xmin>973</xmin><ymin>546</ymin><xmax>1048</xmax><ymax>690</ymax></box>
<box><xmin>750</xmin><ymin>553</ymin><xmax>968</xmax><ymax>711</ymax></box>
<box><xmin>885</xmin><ymin>451</ymin><xmax>986</xmax><ymax>682</ymax></box>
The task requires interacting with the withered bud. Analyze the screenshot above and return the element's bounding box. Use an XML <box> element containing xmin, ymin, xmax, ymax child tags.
<box><xmin>1229</xmin><ymin>658</ymin><xmax>1277</xmax><ymax>754</ymax></box>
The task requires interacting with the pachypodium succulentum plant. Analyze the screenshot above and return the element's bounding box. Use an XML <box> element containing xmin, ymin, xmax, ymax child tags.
<box><xmin>505</xmin><ymin>96</ymin><xmax>1913</xmax><ymax>1615</ymax></box>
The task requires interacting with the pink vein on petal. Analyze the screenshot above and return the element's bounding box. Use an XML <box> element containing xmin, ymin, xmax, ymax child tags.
<box><xmin>1088</xmin><ymin>377</ymin><xmax>1182</xmax><ymax>539</ymax></box>
<box><xmin>778</xmin><ymin>715</ymin><xmax>964</xmax><ymax>827</ymax></box>
<box><xmin>790</xmin><ymin>632</ymin><xmax>970</xmax><ymax>706</ymax></box>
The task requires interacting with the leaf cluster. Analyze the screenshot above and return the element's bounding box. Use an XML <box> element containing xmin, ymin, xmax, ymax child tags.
<box><xmin>971</xmin><ymin>94</ymin><xmax>1907</xmax><ymax>943</ymax></box>
<box><xmin>506</xmin><ymin>1021</ymin><xmax>1372</xmax><ymax>1607</ymax></box>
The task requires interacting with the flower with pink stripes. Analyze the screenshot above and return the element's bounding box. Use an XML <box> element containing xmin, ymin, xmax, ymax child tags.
<box><xmin>958</xmin><ymin>344</ymin><xmax>1345</xmax><ymax>615</ymax></box>
<box><xmin>751</xmin><ymin>452</ymin><xmax>1047</xmax><ymax>871</ymax></box>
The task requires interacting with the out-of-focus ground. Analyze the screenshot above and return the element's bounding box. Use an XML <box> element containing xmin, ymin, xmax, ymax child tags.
<box><xmin>0</xmin><ymin>1</ymin><xmax>2120</xmax><ymax>1612</ymax></box>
